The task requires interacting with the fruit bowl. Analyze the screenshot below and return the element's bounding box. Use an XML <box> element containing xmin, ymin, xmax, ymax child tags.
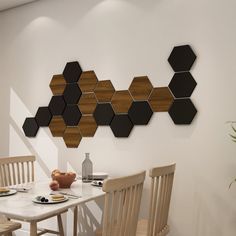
<box><xmin>51</xmin><ymin>170</ymin><xmax>76</xmax><ymax>188</ymax></box>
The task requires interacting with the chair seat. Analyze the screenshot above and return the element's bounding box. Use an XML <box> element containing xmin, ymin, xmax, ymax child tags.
<box><xmin>0</xmin><ymin>220</ymin><xmax>21</xmax><ymax>234</ymax></box>
<box><xmin>136</xmin><ymin>219</ymin><xmax>170</xmax><ymax>236</ymax></box>
<box><xmin>95</xmin><ymin>225</ymin><xmax>121</xmax><ymax>236</ymax></box>
<box><xmin>136</xmin><ymin>219</ymin><xmax>148</xmax><ymax>236</ymax></box>
<box><xmin>95</xmin><ymin>228</ymin><xmax>102</xmax><ymax>236</ymax></box>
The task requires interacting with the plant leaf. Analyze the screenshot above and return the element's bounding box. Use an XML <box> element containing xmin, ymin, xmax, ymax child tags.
<box><xmin>229</xmin><ymin>179</ymin><xmax>236</xmax><ymax>189</ymax></box>
<box><xmin>231</xmin><ymin>124</ymin><xmax>236</xmax><ymax>133</ymax></box>
<box><xmin>229</xmin><ymin>134</ymin><xmax>236</xmax><ymax>139</ymax></box>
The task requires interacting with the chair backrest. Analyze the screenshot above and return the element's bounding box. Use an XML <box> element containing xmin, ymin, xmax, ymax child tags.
<box><xmin>102</xmin><ymin>171</ymin><xmax>146</xmax><ymax>236</ymax></box>
<box><xmin>0</xmin><ymin>155</ymin><xmax>35</xmax><ymax>187</ymax></box>
<box><xmin>147</xmin><ymin>163</ymin><xmax>176</xmax><ymax>236</ymax></box>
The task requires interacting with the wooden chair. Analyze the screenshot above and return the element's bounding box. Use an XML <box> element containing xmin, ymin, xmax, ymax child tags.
<box><xmin>96</xmin><ymin>171</ymin><xmax>146</xmax><ymax>236</ymax></box>
<box><xmin>0</xmin><ymin>219</ymin><xmax>21</xmax><ymax>236</ymax></box>
<box><xmin>136</xmin><ymin>163</ymin><xmax>176</xmax><ymax>236</ymax></box>
<box><xmin>0</xmin><ymin>155</ymin><xmax>35</xmax><ymax>187</ymax></box>
<box><xmin>0</xmin><ymin>155</ymin><xmax>67</xmax><ymax>235</ymax></box>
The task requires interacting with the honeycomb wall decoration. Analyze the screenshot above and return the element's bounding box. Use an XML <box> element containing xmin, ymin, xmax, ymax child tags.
<box><xmin>22</xmin><ymin>44</ymin><xmax>198</xmax><ymax>148</ymax></box>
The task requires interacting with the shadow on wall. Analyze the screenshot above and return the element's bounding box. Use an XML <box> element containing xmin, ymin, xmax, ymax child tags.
<box><xmin>9</xmin><ymin>87</ymin><xmax>104</xmax><ymax>235</ymax></box>
<box><xmin>169</xmin><ymin>176</ymin><xmax>236</xmax><ymax>236</ymax></box>
<box><xmin>9</xmin><ymin>87</ymin><xmax>56</xmax><ymax>179</ymax></box>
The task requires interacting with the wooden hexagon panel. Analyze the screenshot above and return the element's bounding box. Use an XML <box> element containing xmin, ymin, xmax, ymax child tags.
<box><xmin>49</xmin><ymin>116</ymin><xmax>66</xmax><ymax>137</ymax></box>
<box><xmin>94</xmin><ymin>80</ymin><xmax>115</xmax><ymax>102</ymax></box>
<box><xmin>111</xmin><ymin>90</ymin><xmax>133</xmax><ymax>114</ymax></box>
<box><xmin>22</xmin><ymin>44</ymin><xmax>198</xmax><ymax>148</ymax></box>
<box><xmin>78</xmin><ymin>71</ymin><xmax>98</xmax><ymax>93</ymax></box>
<box><xmin>63</xmin><ymin>127</ymin><xmax>82</xmax><ymax>148</ymax></box>
<box><xmin>148</xmin><ymin>87</ymin><xmax>174</xmax><ymax>112</ymax></box>
<box><xmin>78</xmin><ymin>93</ymin><xmax>97</xmax><ymax>115</ymax></box>
<box><xmin>50</xmin><ymin>74</ymin><xmax>66</xmax><ymax>95</ymax></box>
<box><xmin>78</xmin><ymin>116</ymin><xmax>98</xmax><ymax>137</ymax></box>
<box><xmin>129</xmin><ymin>76</ymin><xmax>153</xmax><ymax>101</ymax></box>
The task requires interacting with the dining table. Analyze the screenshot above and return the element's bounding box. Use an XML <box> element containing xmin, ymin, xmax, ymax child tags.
<box><xmin>0</xmin><ymin>179</ymin><xmax>105</xmax><ymax>236</ymax></box>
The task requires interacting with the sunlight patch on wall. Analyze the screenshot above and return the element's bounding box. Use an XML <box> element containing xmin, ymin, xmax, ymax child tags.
<box><xmin>9</xmin><ymin>124</ymin><xmax>31</xmax><ymax>156</ymax></box>
<box><xmin>10</xmin><ymin>88</ymin><xmax>58</xmax><ymax>175</ymax></box>
<box><xmin>67</xmin><ymin>161</ymin><xmax>77</xmax><ymax>174</ymax></box>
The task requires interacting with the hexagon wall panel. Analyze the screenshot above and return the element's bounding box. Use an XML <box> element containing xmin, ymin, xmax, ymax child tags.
<box><xmin>63</xmin><ymin>127</ymin><xmax>82</xmax><ymax>148</ymax></box>
<box><xmin>35</xmin><ymin>107</ymin><xmax>52</xmax><ymax>127</ymax></box>
<box><xmin>22</xmin><ymin>118</ymin><xmax>39</xmax><ymax>137</ymax></box>
<box><xmin>110</xmin><ymin>115</ymin><xmax>133</xmax><ymax>137</ymax></box>
<box><xmin>168</xmin><ymin>99</ymin><xmax>197</xmax><ymax>124</ymax></box>
<box><xmin>62</xmin><ymin>105</ymin><xmax>82</xmax><ymax>126</ymax></box>
<box><xmin>93</xmin><ymin>103</ymin><xmax>114</xmax><ymax>125</ymax></box>
<box><xmin>94</xmin><ymin>103</ymin><xmax>115</xmax><ymax>126</ymax></box>
<box><xmin>63</xmin><ymin>83</ymin><xmax>82</xmax><ymax>105</ymax></box>
<box><xmin>129</xmin><ymin>76</ymin><xmax>153</xmax><ymax>101</ymax></box>
<box><xmin>49</xmin><ymin>116</ymin><xmax>66</xmax><ymax>137</ymax></box>
<box><xmin>78</xmin><ymin>116</ymin><xmax>98</xmax><ymax>137</ymax></box>
<box><xmin>49</xmin><ymin>96</ymin><xmax>66</xmax><ymax>116</ymax></box>
<box><xmin>148</xmin><ymin>87</ymin><xmax>174</xmax><ymax>112</ymax></box>
<box><xmin>78</xmin><ymin>93</ymin><xmax>97</xmax><ymax>115</ymax></box>
<box><xmin>78</xmin><ymin>71</ymin><xmax>98</xmax><ymax>93</ymax></box>
<box><xmin>111</xmin><ymin>90</ymin><xmax>133</xmax><ymax>114</ymax></box>
<box><xmin>23</xmin><ymin>45</ymin><xmax>198</xmax><ymax>148</ymax></box>
<box><xmin>168</xmin><ymin>72</ymin><xmax>197</xmax><ymax>98</ymax></box>
<box><xmin>168</xmin><ymin>45</ymin><xmax>196</xmax><ymax>72</ymax></box>
<box><xmin>94</xmin><ymin>80</ymin><xmax>115</xmax><ymax>102</ymax></box>
<box><xmin>63</xmin><ymin>61</ymin><xmax>82</xmax><ymax>83</ymax></box>
<box><xmin>49</xmin><ymin>74</ymin><xmax>66</xmax><ymax>95</ymax></box>
<box><xmin>128</xmin><ymin>101</ymin><xmax>153</xmax><ymax>125</ymax></box>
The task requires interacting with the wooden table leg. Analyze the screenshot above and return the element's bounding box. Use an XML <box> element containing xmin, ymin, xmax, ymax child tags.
<box><xmin>73</xmin><ymin>206</ymin><xmax>78</xmax><ymax>236</ymax></box>
<box><xmin>57</xmin><ymin>214</ymin><xmax>65</xmax><ymax>236</ymax></box>
<box><xmin>30</xmin><ymin>221</ymin><xmax>37</xmax><ymax>236</ymax></box>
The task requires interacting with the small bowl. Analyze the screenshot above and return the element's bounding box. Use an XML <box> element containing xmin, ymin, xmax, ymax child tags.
<box><xmin>51</xmin><ymin>173</ymin><xmax>76</xmax><ymax>188</ymax></box>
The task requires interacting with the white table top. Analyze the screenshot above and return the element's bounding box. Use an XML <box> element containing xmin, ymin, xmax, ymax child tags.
<box><xmin>0</xmin><ymin>180</ymin><xmax>104</xmax><ymax>222</ymax></box>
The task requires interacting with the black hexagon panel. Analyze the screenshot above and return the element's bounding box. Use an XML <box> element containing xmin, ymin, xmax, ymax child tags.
<box><xmin>22</xmin><ymin>45</ymin><xmax>198</xmax><ymax>148</ymax></box>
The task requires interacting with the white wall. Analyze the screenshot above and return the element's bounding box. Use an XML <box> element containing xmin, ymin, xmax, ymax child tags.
<box><xmin>0</xmin><ymin>0</ymin><xmax>236</xmax><ymax>235</ymax></box>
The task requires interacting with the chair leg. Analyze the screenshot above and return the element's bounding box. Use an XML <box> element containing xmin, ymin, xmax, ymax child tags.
<box><xmin>73</xmin><ymin>206</ymin><xmax>78</xmax><ymax>236</ymax></box>
<box><xmin>57</xmin><ymin>214</ymin><xmax>64</xmax><ymax>236</ymax></box>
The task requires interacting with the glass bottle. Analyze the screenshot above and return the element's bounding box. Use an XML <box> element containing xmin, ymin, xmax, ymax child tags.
<box><xmin>82</xmin><ymin>153</ymin><xmax>93</xmax><ymax>182</ymax></box>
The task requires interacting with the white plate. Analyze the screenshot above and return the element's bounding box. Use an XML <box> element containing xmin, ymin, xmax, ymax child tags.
<box><xmin>33</xmin><ymin>195</ymin><xmax>69</xmax><ymax>204</ymax></box>
<box><xmin>0</xmin><ymin>189</ymin><xmax>17</xmax><ymax>197</ymax></box>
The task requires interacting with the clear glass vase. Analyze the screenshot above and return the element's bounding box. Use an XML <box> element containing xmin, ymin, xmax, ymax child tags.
<box><xmin>82</xmin><ymin>153</ymin><xmax>93</xmax><ymax>183</ymax></box>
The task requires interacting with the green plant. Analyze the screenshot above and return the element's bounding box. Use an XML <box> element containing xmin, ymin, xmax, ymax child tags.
<box><xmin>228</xmin><ymin>121</ymin><xmax>236</xmax><ymax>188</ymax></box>
<box><xmin>229</xmin><ymin>124</ymin><xmax>236</xmax><ymax>142</ymax></box>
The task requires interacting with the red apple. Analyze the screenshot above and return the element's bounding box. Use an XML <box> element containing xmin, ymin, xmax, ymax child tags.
<box><xmin>49</xmin><ymin>180</ymin><xmax>59</xmax><ymax>191</ymax></box>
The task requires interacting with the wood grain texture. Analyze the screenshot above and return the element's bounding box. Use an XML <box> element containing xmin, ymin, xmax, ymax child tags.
<box><xmin>111</xmin><ymin>90</ymin><xmax>133</xmax><ymax>114</ymax></box>
<box><xmin>78</xmin><ymin>115</ymin><xmax>97</xmax><ymax>137</ymax></box>
<box><xmin>0</xmin><ymin>221</ymin><xmax>21</xmax><ymax>234</ymax></box>
<box><xmin>129</xmin><ymin>76</ymin><xmax>153</xmax><ymax>101</ymax></box>
<box><xmin>63</xmin><ymin>127</ymin><xmax>82</xmax><ymax>148</ymax></box>
<box><xmin>98</xmin><ymin>171</ymin><xmax>146</xmax><ymax>236</ymax></box>
<box><xmin>49</xmin><ymin>116</ymin><xmax>66</xmax><ymax>137</ymax></box>
<box><xmin>94</xmin><ymin>80</ymin><xmax>115</xmax><ymax>102</ymax></box>
<box><xmin>0</xmin><ymin>155</ymin><xmax>35</xmax><ymax>186</ymax></box>
<box><xmin>78</xmin><ymin>71</ymin><xmax>98</xmax><ymax>93</ymax></box>
<box><xmin>148</xmin><ymin>87</ymin><xmax>174</xmax><ymax>112</ymax></box>
<box><xmin>136</xmin><ymin>163</ymin><xmax>175</xmax><ymax>236</ymax></box>
<box><xmin>78</xmin><ymin>93</ymin><xmax>97</xmax><ymax>115</ymax></box>
<box><xmin>49</xmin><ymin>74</ymin><xmax>66</xmax><ymax>95</ymax></box>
